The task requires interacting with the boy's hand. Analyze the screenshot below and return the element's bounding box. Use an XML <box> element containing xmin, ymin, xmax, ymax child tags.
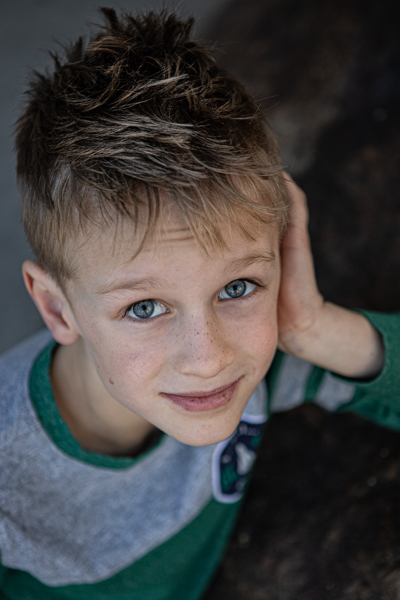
<box><xmin>277</xmin><ymin>174</ymin><xmax>384</xmax><ymax>379</ymax></box>
<box><xmin>277</xmin><ymin>175</ymin><xmax>324</xmax><ymax>355</ymax></box>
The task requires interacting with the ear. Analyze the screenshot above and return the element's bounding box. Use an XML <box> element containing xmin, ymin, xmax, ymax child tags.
<box><xmin>22</xmin><ymin>260</ymin><xmax>80</xmax><ymax>345</ymax></box>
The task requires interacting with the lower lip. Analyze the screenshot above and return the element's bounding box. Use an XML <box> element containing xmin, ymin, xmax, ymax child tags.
<box><xmin>162</xmin><ymin>379</ymin><xmax>241</xmax><ymax>412</ymax></box>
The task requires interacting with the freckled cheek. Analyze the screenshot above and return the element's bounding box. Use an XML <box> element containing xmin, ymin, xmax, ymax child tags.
<box><xmin>258</xmin><ymin>325</ymin><xmax>278</xmax><ymax>361</ymax></box>
<box><xmin>96</xmin><ymin>344</ymin><xmax>166</xmax><ymax>392</ymax></box>
<box><xmin>236</xmin><ymin>310</ymin><xmax>278</xmax><ymax>364</ymax></box>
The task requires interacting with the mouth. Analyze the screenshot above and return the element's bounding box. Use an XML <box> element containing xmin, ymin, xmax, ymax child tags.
<box><xmin>161</xmin><ymin>378</ymin><xmax>241</xmax><ymax>413</ymax></box>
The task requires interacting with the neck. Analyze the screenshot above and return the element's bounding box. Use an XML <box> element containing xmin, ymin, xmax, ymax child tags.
<box><xmin>50</xmin><ymin>339</ymin><xmax>156</xmax><ymax>456</ymax></box>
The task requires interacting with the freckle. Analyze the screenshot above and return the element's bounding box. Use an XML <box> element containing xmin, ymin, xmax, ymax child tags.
<box><xmin>109</xmin><ymin>378</ymin><xmax>114</xmax><ymax>385</ymax></box>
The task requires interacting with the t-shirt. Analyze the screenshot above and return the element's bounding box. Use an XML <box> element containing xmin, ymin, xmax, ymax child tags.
<box><xmin>0</xmin><ymin>310</ymin><xmax>399</xmax><ymax>599</ymax></box>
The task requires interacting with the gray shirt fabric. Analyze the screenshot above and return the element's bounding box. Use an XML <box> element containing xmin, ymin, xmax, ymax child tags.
<box><xmin>0</xmin><ymin>331</ymin><xmax>268</xmax><ymax>586</ymax></box>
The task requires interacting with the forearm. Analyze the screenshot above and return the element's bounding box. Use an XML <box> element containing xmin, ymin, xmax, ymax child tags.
<box><xmin>279</xmin><ymin>302</ymin><xmax>384</xmax><ymax>379</ymax></box>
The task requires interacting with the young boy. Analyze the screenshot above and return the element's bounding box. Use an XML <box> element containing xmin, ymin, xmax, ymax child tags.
<box><xmin>0</xmin><ymin>7</ymin><xmax>396</xmax><ymax>599</ymax></box>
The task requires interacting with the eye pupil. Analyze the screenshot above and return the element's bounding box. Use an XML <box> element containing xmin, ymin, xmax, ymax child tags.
<box><xmin>133</xmin><ymin>300</ymin><xmax>155</xmax><ymax>318</ymax></box>
<box><xmin>225</xmin><ymin>280</ymin><xmax>246</xmax><ymax>298</ymax></box>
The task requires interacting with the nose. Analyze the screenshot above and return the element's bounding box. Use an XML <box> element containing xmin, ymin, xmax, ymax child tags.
<box><xmin>175</xmin><ymin>312</ymin><xmax>235</xmax><ymax>379</ymax></box>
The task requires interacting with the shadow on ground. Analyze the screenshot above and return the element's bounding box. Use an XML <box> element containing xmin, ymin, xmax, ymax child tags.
<box><xmin>207</xmin><ymin>405</ymin><xmax>400</xmax><ymax>600</ymax></box>
<box><xmin>203</xmin><ymin>0</ymin><xmax>400</xmax><ymax>597</ymax></box>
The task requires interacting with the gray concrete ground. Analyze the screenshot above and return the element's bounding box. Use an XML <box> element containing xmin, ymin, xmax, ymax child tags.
<box><xmin>0</xmin><ymin>0</ymin><xmax>229</xmax><ymax>354</ymax></box>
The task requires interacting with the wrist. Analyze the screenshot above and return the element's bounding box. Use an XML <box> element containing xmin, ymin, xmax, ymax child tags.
<box><xmin>279</xmin><ymin>303</ymin><xmax>385</xmax><ymax>379</ymax></box>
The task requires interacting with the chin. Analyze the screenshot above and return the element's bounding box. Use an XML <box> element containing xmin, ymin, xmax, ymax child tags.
<box><xmin>172</xmin><ymin>416</ymin><xmax>241</xmax><ymax>448</ymax></box>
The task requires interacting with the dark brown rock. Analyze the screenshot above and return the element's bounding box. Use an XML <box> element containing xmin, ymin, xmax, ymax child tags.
<box><xmin>206</xmin><ymin>405</ymin><xmax>400</xmax><ymax>599</ymax></box>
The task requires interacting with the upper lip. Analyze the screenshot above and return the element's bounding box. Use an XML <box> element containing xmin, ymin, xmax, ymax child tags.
<box><xmin>163</xmin><ymin>378</ymin><xmax>240</xmax><ymax>398</ymax></box>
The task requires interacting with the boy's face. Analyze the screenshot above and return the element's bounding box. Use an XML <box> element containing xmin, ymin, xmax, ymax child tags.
<box><xmin>65</xmin><ymin>203</ymin><xmax>281</xmax><ymax>447</ymax></box>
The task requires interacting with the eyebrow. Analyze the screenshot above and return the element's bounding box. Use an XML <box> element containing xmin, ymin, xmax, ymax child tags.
<box><xmin>97</xmin><ymin>277</ymin><xmax>167</xmax><ymax>296</ymax></box>
<box><xmin>228</xmin><ymin>250</ymin><xmax>276</xmax><ymax>271</ymax></box>
<box><xmin>97</xmin><ymin>250</ymin><xmax>276</xmax><ymax>296</ymax></box>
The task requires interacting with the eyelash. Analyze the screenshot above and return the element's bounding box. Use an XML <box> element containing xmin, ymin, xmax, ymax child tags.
<box><xmin>124</xmin><ymin>279</ymin><xmax>261</xmax><ymax>322</ymax></box>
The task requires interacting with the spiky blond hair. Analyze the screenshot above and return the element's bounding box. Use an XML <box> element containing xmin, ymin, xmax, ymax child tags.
<box><xmin>16</xmin><ymin>8</ymin><xmax>289</xmax><ymax>283</ymax></box>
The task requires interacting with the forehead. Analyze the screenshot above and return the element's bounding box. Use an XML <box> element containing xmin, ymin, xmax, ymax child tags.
<box><xmin>70</xmin><ymin>204</ymin><xmax>279</xmax><ymax>293</ymax></box>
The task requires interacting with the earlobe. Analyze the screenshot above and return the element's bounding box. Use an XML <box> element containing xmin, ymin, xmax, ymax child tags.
<box><xmin>22</xmin><ymin>260</ymin><xmax>80</xmax><ymax>345</ymax></box>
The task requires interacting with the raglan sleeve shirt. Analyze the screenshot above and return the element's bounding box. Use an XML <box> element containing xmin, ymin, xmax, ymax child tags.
<box><xmin>267</xmin><ymin>311</ymin><xmax>400</xmax><ymax>432</ymax></box>
<box><xmin>0</xmin><ymin>310</ymin><xmax>399</xmax><ymax>600</ymax></box>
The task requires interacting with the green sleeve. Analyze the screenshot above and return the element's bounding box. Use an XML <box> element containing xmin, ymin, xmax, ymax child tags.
<box><xmin>267</xmin><ymin>310</ymin><xmax>400</xmax><ymax>432</ymax></box>
<box><xmin>335</xmin><ymin>310</ymin><xmax>400</xmax><ymax>431</ymax></box>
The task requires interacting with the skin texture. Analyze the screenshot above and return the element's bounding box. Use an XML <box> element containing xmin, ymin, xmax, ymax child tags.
<box><xmin>23</xmin><ymin>201</ymin><xmax>281</xmax><ymax>454</ymax></box>
<box><xmin>23</xmin><ymin>178</ymin><xmax>384</xmax><ymax>455</ymax></box>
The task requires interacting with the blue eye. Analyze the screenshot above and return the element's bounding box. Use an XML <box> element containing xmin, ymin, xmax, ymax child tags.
<box><xmin>219</xmin><ymin>279</ymin><xmax>256</xmax><ymax>300</ymax></box>
<box><xmin>126</xmin><ymin>300</ymin><xmax>168</xmax><ymax>320</ymax></box>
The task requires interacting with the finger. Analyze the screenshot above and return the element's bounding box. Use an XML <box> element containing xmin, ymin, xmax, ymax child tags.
<box><xmin>280</xmin><ymin>176</ymin><xmax>310</xmax><ymax>251</ymax></box>
<box><xmin>283</xmin><ymin>173</ymin><xmax>309</xmax><ymax>229</ymax></box>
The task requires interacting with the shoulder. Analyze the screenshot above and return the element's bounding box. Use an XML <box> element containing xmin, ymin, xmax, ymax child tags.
<box><xmin>0</xmin><ymin>329</ymin><xmax>53</xmax><ymax>446</ymax></box>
